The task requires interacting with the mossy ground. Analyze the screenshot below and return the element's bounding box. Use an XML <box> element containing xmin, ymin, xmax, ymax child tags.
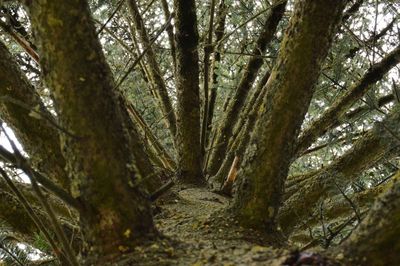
<box><xmin>112</xmin><ymin>187</ymin><xmax>323</xmax><ymax>266</ymax></box>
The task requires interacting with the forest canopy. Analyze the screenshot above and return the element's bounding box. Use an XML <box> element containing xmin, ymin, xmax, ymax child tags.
<box><xmin>0</xmin><ymin>0</ymin><xmax>399</xmax><ymax>265</ymax></box>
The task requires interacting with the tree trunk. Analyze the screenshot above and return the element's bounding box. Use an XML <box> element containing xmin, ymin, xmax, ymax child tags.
<box><xmin>26</xmin><ymin>0</ymin><xmax>157</xmax><ymax>262</ymax></box>
<box><xmin>231</xmin><ymin>0</ymin><xmax>346</xmax><ymax>231</ymax></box>
<box><xmin>280</xmin><ymin>106</ymin><xmax>400</xmax><ymax>233</ymax></box>
<box><xmin>207</xmin><ymin>0</ymin><xmax>286</xmax><ymax>177</ymax></box>
<box><xmin>295</xmin><ymin>44</ymin><xmax>400</xmax><ymax>156</ymax></box>
<box><xmin>335</xmin><ymin>171</ymin><xmax>400</xmax><ymax>265</ymax></box>
<box><xmin>126</xmin><ymin>0</ymin><xmax>177</xmax><ymax>138</ymax></box>
<box><xmin>173</xmin><ymin>0</ymin><xmax>204</xmax><ymax>185</ymax></box>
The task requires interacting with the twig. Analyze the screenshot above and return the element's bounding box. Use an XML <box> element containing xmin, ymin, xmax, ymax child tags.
<box><xmin>150</xmin><ymin>180</ymin><xmax>175</xmax><ymax>201</ymax></box>
<box><xmin>96</xmin><ymin>0</ymin><xmax>125</xmax><ymax>36</ymax></box>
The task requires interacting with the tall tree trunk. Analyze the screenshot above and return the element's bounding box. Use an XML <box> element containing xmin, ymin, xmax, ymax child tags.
<box><xmin>231</xmin><ymin>0</ymin><xmax>346</xmax><ymax>231</ymax></box>
<box><xmin>206</xmin><ymin>0</ymin><xmax>226</xmax><ymax>138</ymax></box>
<box><xmin>212</xmin><ymin>71</ymin><xmax>270</xmax><ymax>185</ymax></box>
<box><xmin>26</xmin><ymin>0</ymin><xmax>157</xmax><ymax>262</ymax></box>
<box><xmin>126</xmin><ymin>0</ymin><xmax>177</xmax><ymax>138</ymax></box>
<box><xmin>206</xmin><ymin>0</ymin><xmax>286</xmax><ymax>177</ymax></box>
<box><xmin>173</xmin><ymin>0</ymin><xmax>204</xmax><ymax>185</ymax></box>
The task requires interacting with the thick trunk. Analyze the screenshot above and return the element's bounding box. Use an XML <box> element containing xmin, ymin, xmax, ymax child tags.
<box><xmin>0</xmin><ymin>41</ymin><xmax>69</xmax><ymax>190</ymax></box>
<box><xmin>280</xmin><ymin>106</ymin><xmax>400</xmax><ymax>233</ymax></box>
<box><xmin>207</xmin><ymin>0</ymin><xmax>286</xmax><ymax>176</ymax></box>
<box><xmin>231</xmin><ymin>0</ymin><xmax>346</xmax><ymax>230</ymax></box>
<box><xmin>335</xmin><ymin>171</ymin><xmax>400</xmax><ymax>265</ymax></box>
<box><xmin>173</xmin><ymin>0</ymin><xmax>204</xmax><ymax>185</ymax></box>
<box><xmin>27</xmin><ymin>0</ymin><xmax>156</xmax><ymax>262</ymax></box>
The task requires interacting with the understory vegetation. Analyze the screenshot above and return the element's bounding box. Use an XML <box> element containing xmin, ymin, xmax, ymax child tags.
<box><xmin>0</xmin><ymin>0</ymin><xmax>399</xmax><ymax>265</ymax></box>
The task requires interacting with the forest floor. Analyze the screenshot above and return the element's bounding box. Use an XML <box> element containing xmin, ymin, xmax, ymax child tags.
<box><xmin>117</xmin><ymin>186</ymin><xmax>340</xmax><ymax>266</ymax></box>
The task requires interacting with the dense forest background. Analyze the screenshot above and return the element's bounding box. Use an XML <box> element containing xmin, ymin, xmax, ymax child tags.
<box><xmin>0</xmin><ymin>0</ymin><xmax>399</xmax><ymax>265</ymax></box>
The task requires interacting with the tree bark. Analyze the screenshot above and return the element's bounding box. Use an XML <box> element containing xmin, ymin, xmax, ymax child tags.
<box><xmin>335</xmin><ymin>171</ymin><xmax>400</xmax><ymax>265</ymax></box>
<box><xmin>173</xmin><ymin>0</ymin><xmax>204</xmax><ymax>185</ymax></box>
<box><xmin>26</xmin><ymin>0</ymin><xmax>157</xmax><ymax>262</ymax></box>
<box><xmin>231</xmin><ymin>0</ymin><xmax>346</xmax><ymax>231</ymax></box>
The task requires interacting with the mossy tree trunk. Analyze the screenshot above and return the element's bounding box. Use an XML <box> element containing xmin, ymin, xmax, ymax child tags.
<box><xmin>231</xmin><ymin>0</ymin><xmax>347</xmax><ymax>231</ymax></box>
<box><xmin>173</xmin><ymin>0</ymin><xmax>205</xmax><ymax>185</ymax></box>
<box><xmin>335</xmin><ymin>171</ymin><xmax>400</xmax><ymax>265</ymax></box>
<box><xmin>279</xmin><ymin>105</ymin><xmax>400</xmax><ymax>234</ymax></box>
<box><xmin>26</xmin><ymin>0</ymin><xmax>157</xmax><ymax>263</ymax></box>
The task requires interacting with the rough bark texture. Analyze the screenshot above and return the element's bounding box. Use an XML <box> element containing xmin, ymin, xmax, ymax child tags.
<box><xmin>207</xmin><ymin>1</ymin><xmax>286</xmax><ymax>177</ymax></box>
<box><xmin>336</xmin><ymin>171</ymin><xmax>400</xmax><ymax>266</ymax></box>
<box><xmin>0</xmin><ymin>41</ymin><xmax>69</xmax><ymax>189</ymax></box>
<box><xmin>173</xmin><ymin>0</ymin><xmax>204</xmax><ymax>185</ymax></box>
<box><xmin>280</xmin><ymin>106</ymin><xmax>400</xmax><ymax>233</ymax></box>
<box><xmin>27</xmin><ymin>0</ymin><xmax>156</xmax><ymax>262</ymax></box>
<box><xmin>231</xmin><ymin>0</ymin><xmax>346</xmax><ymax>230</ymax></box>
<box><xmin>296</xmin><ymin>45</ymin><xmax>400</xmax><ymax>156</ymax></box>
<box><xmin>126</xmin><ymin>0</ymin><xmax>177</xmax><ymax>137</ymax></box>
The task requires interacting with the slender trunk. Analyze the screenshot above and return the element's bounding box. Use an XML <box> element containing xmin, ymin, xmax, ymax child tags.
<box><xmin>126</xmin><ymin>0</ymin><xmax>177</xmax><ymax>138</ymax></box>
<box><xmin>231</xmin><ymin>0</ymin><xmax>346</xmax><ymax>230</ymax></box>
<box><xmin>280</xmin><ymin>106</ymin><xmax>400</xmax><ymax>233</ymax></box>
<box><xmin>160</xmin><ymin>0</ymin><xmax>176</xmax><ymax>70</ymax></box>
<box><xmin>27</xmin><ymin>0</ymin><xmax>157</xmax><ymax>262</ymax></box>
<box><xmin>336</xmin><ymin>171</ymin><xmax>400</xmax><ymax>266</ymax></box>
<box><xmin>127</xmin><ymin>103</ymin><xmax>176</xmax><ymax>171</ymax></box>
<box><xmin>174</xmin><ymin>0</ymin><xmax>204</xmax><ymax>185</ymax></box>
<box><xmin>295</xmin><ymin>45</ymin><xmax>400</xmax><ymax>156</ymax></box>
<box><xmin>200</xmin><ymin>0</ymin><xmax>216</xmax><ymax>157</ymax></box>
<box><xmin>212</xmin><ymin>71</ymin><xmax>270</xmax><ymax>185</ymax></box>
<box><xmin>207</xmin><ymin>0</ymin><xmax>286</xmax><ymax>176</ymax></box>
<box><xmin>206</xmin><ymin>0</ymin><xmax>227</xmax><ymax>137</ymax></box>
<box><xmin>0</xmin><ymin>181</ymin><xmax>82</xmax><ymax>254</ymax></box>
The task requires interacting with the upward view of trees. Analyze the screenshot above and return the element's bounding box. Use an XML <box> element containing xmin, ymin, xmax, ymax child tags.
<box><xmin>0</xmin><ymin>0</ymin><xmax>399</xmax><ymax>265</ymax></box>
